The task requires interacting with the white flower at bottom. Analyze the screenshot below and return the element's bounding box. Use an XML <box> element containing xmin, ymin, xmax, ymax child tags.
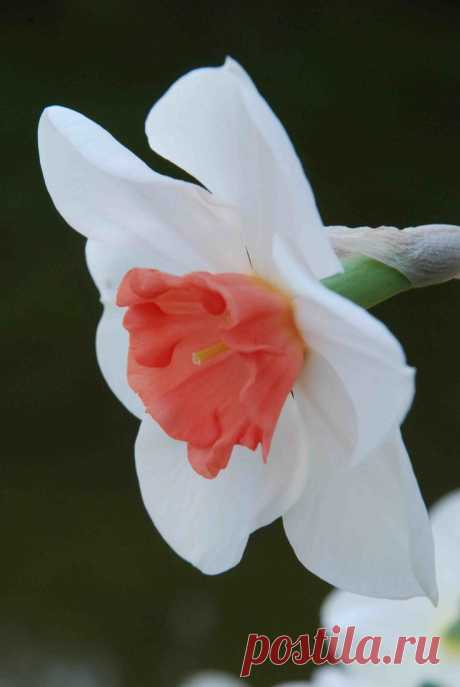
<box><xmin>276</xmin><ymin>670</ymin><xmax>370</xmax><ymax>687</ymax></box>
<box><xmin>322</xmin><ymin>490</ymin><xmax>460</xmax><ymax>686</ymax></box>
<box><xmin>38</xmin><ymin>57</ymin><xmax>436</xmax><ymax>600</ymax></box>
<box><xmin>179</xmin><ymin>672</ymin><xmax>242</xmax><ymax>687</ymax></box>
<box><xmin>179</xmin><ymin>668</ymin><xmax>369</xmax><ymax>687</ymax></box>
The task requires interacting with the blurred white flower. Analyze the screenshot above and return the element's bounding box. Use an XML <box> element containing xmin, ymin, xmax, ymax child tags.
<box><xmin>0</xmin><ymin>636</ymin><xmax>119</xmax><ymax>687</ymax></box>
<box><xmin>179</xmin><ymin>667</ymin><xmax>369</xmax><ymax>686</ymax></box>
<box><xmin>179</xmin><ymin>671</ymin><xmax>242</xmax><ymax>687</ymax></box>
<box><xmin>322</xmin><ymin>489</ymin><xmax>460</xmax><ymax>686</ymax></box>
<box><xmin>276</xmin><ymin>668</ymin><xmax>370</xmax><ymax>687</ymax></box>
<box><xmin>39</xmin><ymin>58</ymin><xmax>435</xmax><ymax>600</ymax></box>
<box><xmin>38</xmin><ymin>661</ymin><xmax>117</xmax><ymax>687</ymax></box>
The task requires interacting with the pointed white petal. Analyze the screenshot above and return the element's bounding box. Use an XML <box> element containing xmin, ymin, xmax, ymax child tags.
<box><xmin>293</xmin><ymin>280</ymin><xmax>414</xmax><ymax>464</ymax></box>
<box><xmin>135</xmin><ymin>395</ymin><xmax>308</xmax><ymax>574</ymax></box>
<box><xmin>145</xmin><ymin>58</ymin><xmax>341</xmax><ymax>281</ymax></box>
<box><xmin>283</xmin><ymin>430</ymin><xmax>437</xmax><ymax>601</ymax></box>
<box><xmin>85</xmin><ymin>239</ymin><xmax>183</xmax><ymax>304</ymax></box>
<box><xmin>95</xmin><ymin>303</ymin><xmax>144</xmax><ymax>419</ymax></box>
<box><xmin>38</xmin><ymin>106</ymin><xmax>247</xmax><ymax>273</ymax></box>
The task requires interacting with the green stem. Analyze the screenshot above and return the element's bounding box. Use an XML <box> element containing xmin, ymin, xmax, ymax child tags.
<box><xmin>321</xmin><ymin>255</ymin><xmax>411</xmax><ymax>309</ymax></box>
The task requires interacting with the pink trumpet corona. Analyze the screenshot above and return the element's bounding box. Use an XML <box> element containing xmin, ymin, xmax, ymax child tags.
<box><xmin>118</xmin><ymin>268</ymin><xmax>305</xmax><ymax>478</ymax></box>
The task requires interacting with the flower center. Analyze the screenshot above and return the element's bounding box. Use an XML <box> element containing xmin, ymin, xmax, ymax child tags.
<box><xmin>117</xmin><ymin>269</ymin><xmax>305</xmax><ymax>478</ymax></box>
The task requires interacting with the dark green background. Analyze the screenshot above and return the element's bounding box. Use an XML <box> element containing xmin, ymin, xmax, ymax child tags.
<box><xmin>3</xmin><ymin>1</ymin><xmax>460</xmax><ymax>685</ymax></box>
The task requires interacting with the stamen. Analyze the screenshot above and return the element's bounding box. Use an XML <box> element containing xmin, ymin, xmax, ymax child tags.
<box><xmin>192</xmin><ymin>341</ymin><xmax>229</xmax><ymax>365</ymax></box>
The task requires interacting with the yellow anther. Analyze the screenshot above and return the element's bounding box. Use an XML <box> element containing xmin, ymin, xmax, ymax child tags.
<box><xmin>192</xmin><ymin>341</ymin><xmax>229</xmax><ymax>365</ymax></box>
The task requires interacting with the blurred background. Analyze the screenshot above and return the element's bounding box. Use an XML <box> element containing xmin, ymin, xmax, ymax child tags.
<box><xmin>3</xmin><ymin>0</ymin><xmax>460</xmax><ymax>684</ymax></box>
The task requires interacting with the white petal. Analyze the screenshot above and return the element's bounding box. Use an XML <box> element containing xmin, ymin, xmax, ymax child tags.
<box><xmin>86</xmin><ymin>239</ymin><xmax>178</xmax><ymax>419</ymax></box>
<box><xmin>85</xmin><ymin>239</ymin><xmax>183</xmax><ymax>304</ymax></box>
<box><xmin>95</xmin><ymin>303</ymin><xmax>144</xmax><ymax>419</ymax></box>
<box><xmin>88</xmin><ymin>236</ymin><xmax>205</xmax><ymax>418</ymax></box>
<box><xmin>283</xmin><ymin>430</ymin><xmax>437</xmax><ymax>601</ymax></box>
<box><xmin>135</xmin><ymin>395</ymin><xmax>308</xmax><ymax>574</ymax></box>
<box><xmin>38</xmin><ymin>106</ymin><xmax>247</xmax><ymax>273</ymax></box>
<box><xmin>145</xmin><ymin>57</ymin><xmax>341</xmax><ymax>281</ymax></box>
<box><xmin>293</xmin><ymin>279</ymin><xmax>414</xmax><ymax>464</ymax></box>
<box><xmin>430</xmin><ymin>489</ymin><xmax>460</xmax><ymax>602</ymax></box>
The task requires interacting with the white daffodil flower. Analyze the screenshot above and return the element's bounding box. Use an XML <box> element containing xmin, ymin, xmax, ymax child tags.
<box><xmin>272</xmin><ymin>670</ymin><xmax>369</xmax><ymax>687</ymax></box>
<box><xmin>38</xmin><ymin>57</ymin><xmax>436</xmax><ymax>600</ymax></box>
<box><xmin>179</xmin><ymin>668</ymin><xmax>366</xmax><ymax>687</ymax></box>
<box><xmin>277</xmin><ymin>670</ymin><xmax>370</xmax><ymax>687</ymax></box>
<box><xmin>322</xmin><ymin>490</ymin><xmax>460</xmax><ymax>686</ymax></box>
